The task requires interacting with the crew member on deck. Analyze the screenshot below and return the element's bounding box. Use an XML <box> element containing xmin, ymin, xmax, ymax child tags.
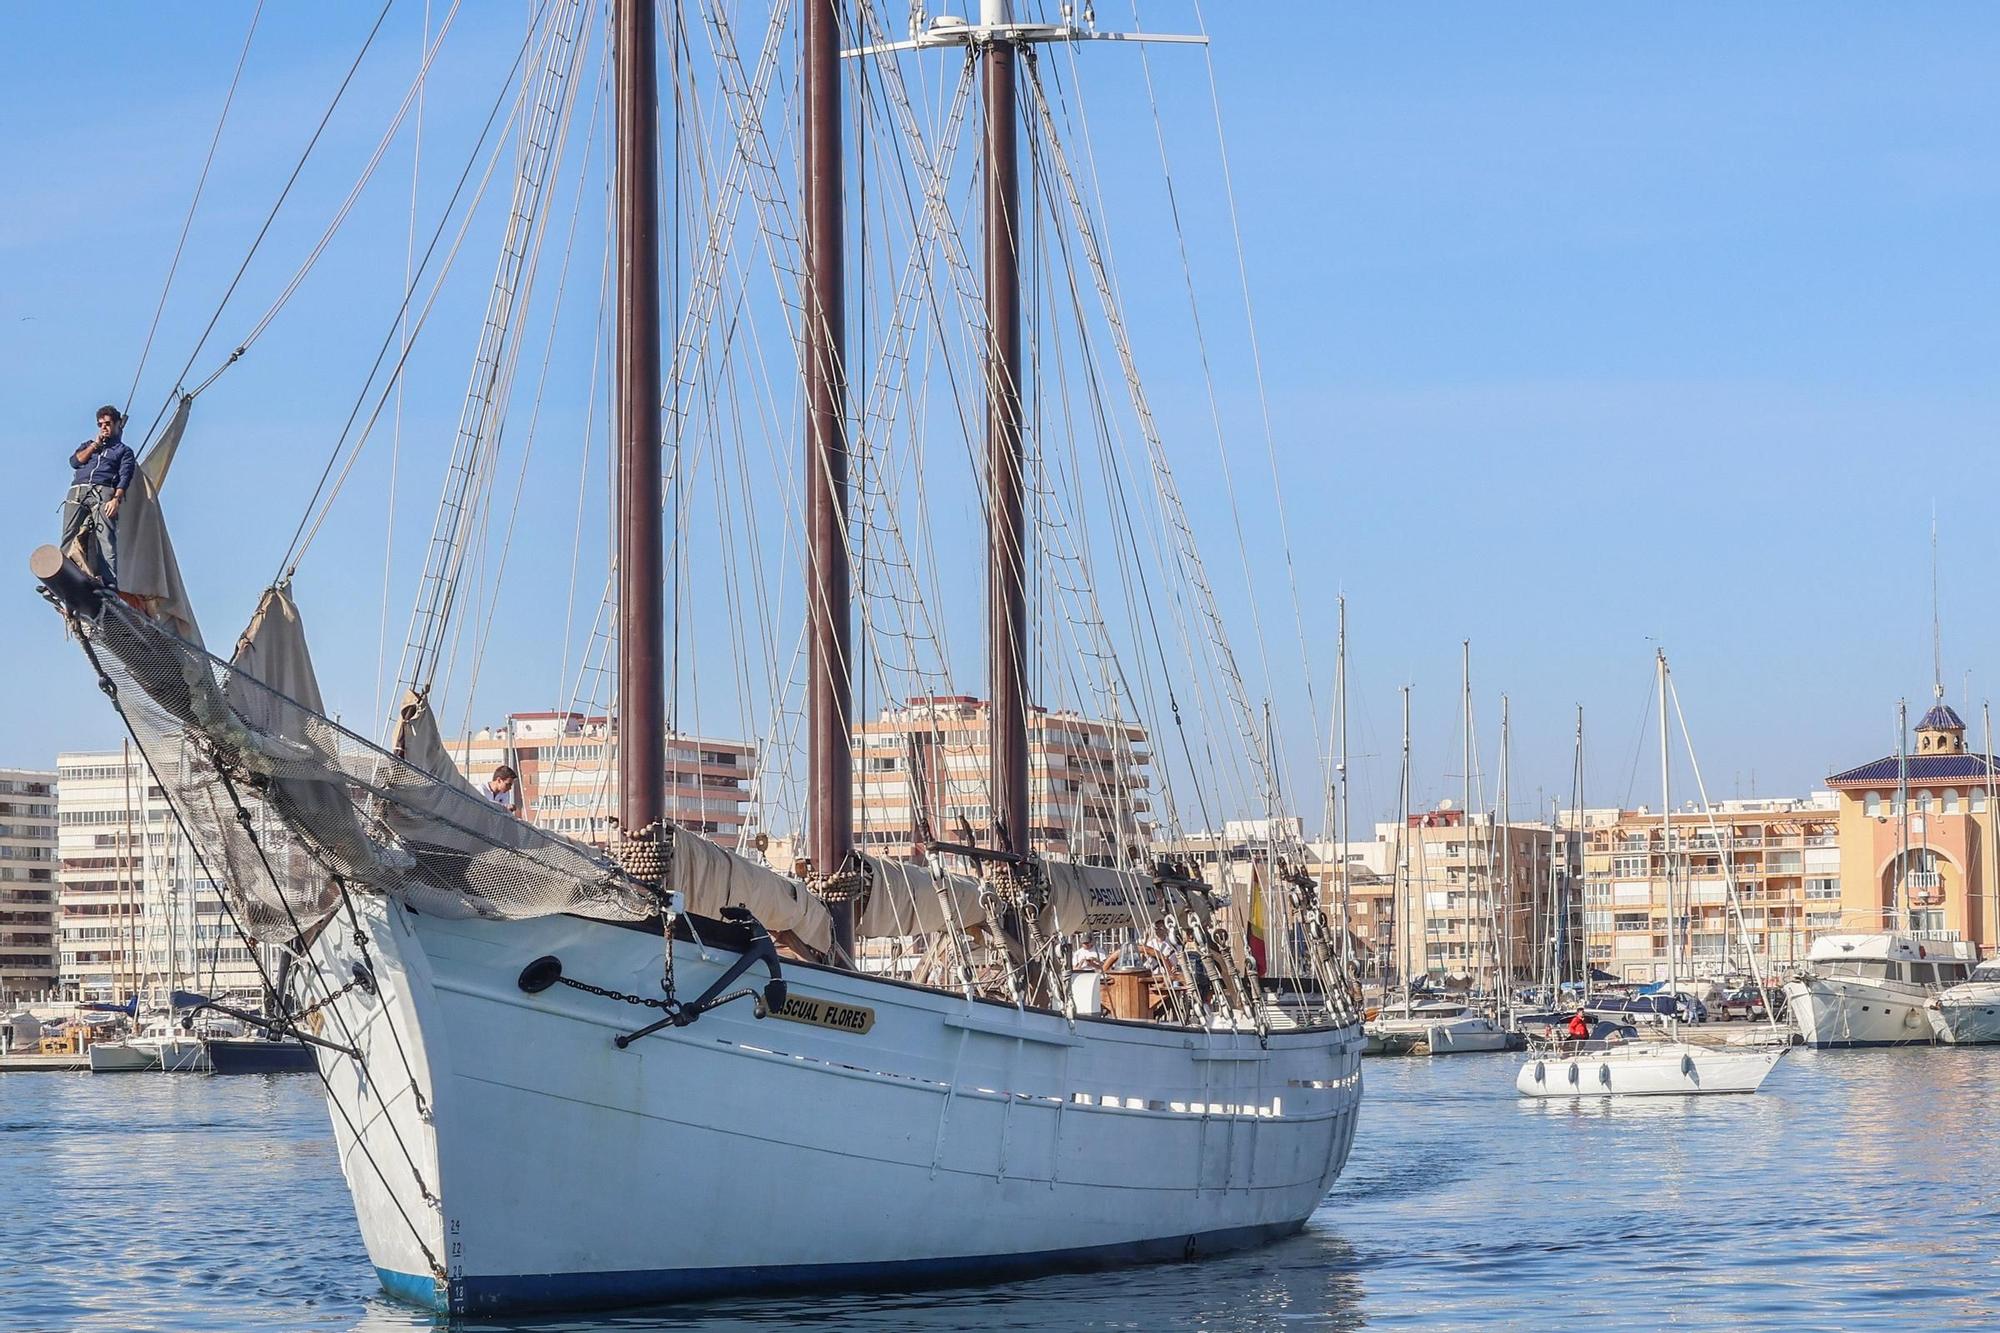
<box><xmin>1566</xmin><ymin>1009</ymin><xmax>1592</xmax><ymax>1049</ymax></box>
<box><xmin>61</xmin><ymin>405</ymin><xmax>136</xmax><ymax>589</ymax></box>
<box><xmin>484</xmin><ymin>764</ymin><xmax>522</xmax><ymax>815</ymax></box>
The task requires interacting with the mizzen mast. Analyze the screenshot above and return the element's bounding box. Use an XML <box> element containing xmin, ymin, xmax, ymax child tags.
<box><xmin>614</xmin><ymin>0</ymin><xmax>665</xmax><ymax>835</ymax></box>
<box><xmin>804</xmin><ymin>0</ymin><xmax>857</xmax><ymax>958</ymax></box>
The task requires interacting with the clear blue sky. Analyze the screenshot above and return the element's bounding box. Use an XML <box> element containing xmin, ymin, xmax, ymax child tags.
<box><xmin>3</xmin><ymin>4</ymin><xmax>1997</xmax><ymax>831</ymax></box>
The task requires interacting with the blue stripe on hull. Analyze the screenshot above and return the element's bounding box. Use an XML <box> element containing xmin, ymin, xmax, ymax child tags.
<box><xmin>379</xmin><ymin>1218</ymin><xmax>1308</xmax><ymax>1315</ymax></box>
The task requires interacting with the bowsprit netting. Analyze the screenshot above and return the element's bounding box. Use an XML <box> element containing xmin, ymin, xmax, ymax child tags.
<box><xmin>76</xmin><ymin>595</ymin><xmax>661</xmax><ymax>936</ymax></box>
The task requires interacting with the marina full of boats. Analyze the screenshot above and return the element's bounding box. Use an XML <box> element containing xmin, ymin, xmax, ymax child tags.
<box><xmin>3</xmin><ymin>1000</ymin><xmax>318</xmax><ymax>1074</ymax></box>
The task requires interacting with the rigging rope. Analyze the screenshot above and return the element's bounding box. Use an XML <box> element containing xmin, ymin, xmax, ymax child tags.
<box><xmin>135</xmin><ymin>0</ymin><xmax>399</xmax><ymax>448</ymax></box>
<box><xmin>125</xmin><ymin>0</ymin><xmax>265</xmax><ymax>423</ymax></box>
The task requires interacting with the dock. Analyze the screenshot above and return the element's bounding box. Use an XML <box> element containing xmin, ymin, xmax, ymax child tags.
<box><xmin>0</xmin><ymin>1052</ymin><xmax>91</xmax><ymax>1072</ymax></box>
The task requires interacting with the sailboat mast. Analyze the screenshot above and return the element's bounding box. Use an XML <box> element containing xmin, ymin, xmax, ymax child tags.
<box><xmin>1497</xmin><ymin>694</ymin><xmax>1510</xmax><ymax>1022</ymax></box>
<box><xmin>1336</xmin><ymin>596</ymin><xmax>1352</xmax><ymax>960</ymax></box>
<box><xmin>1397</xmin><ymin>685</ymin><xmax>1411</xmax><ymax>992</ymax></box>
<box><xmin>1658</xmin><ymin>650</ymin><xmax>1676</xmax><ymax>1001</ymax></box>
<box><xmin>1460</xmin><ymin>641</ymin><xmax>1471</xmax><ymax>990</ymax></box>
<box><xmin>613</xmin><ymin>0</ymin><xmax>665</xmax><ymax>836</ymax></box>
<box><xmin>1895</xmin><ymin>698</ymin><xmax>1908</xmax><ymax>927</ymax></box>
<box><xmin>1986</xmin><ymin>703</ymin><xmax>1996</xmax><ymax>950</ymax></box>
<box><xmin>803</xmin><ymin>0</ymin><xmax>856</xmax><ymax>956</ymax></box>
<box><xmin>983</xmin><ymin>2</ymin><xmax>1029</xmax><ymax>862</ymax></box>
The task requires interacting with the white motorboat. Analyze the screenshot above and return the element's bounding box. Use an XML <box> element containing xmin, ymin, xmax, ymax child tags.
<box><xmin>1516</xmin><ymin>1038</ymin><xmax>1785</xmax><ymax>1098</ymax></box>
<box><xmin>1927</xmin><ymin>958</ymin><xmax>2000</xmax><ymax>1044</ymax></box>
<box><xmin>1366</xmin><ymin>999</ymin><xmax>1516</xmax><ymax>1055</ymax></box>
<box><xmin>88</xmin><ymin>1020</ymin><xmax>210</xmax><ymax>1073</ymax></box>
<box><xmin>1783</xmin><ymin>933</ymin><xmax>1976</xmax><ymax>1048</ymax></box>
<box><xmin>87</xmin><ymin>1039</ymin><xmax>159</xmax><ymax>1073</ymax></box>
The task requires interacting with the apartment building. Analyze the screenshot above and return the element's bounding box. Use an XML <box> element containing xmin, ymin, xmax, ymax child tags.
<box><xmin>447</xmin><ymin>713</ymin><xmax>756</xmax><ymax>849</ymax></box>
<box><xmin>56</xmin><ymin>748</ymin><xmax>264</xmax><ymax>1003</ymax></box>
<box><xmin>0</xmin><ymin>768</ymin><xmax>58</xmax><ymax>1004</ymax></box>
<box><xmin>1323</xmin><ymin>806</ymin><xmax>1574</xmax><ymax>989</ymax></box>
<box><xmin>1574</xmin><ymin>794</ymin><xmax>1838</xmax><ymax>983</ymax></box>
<box><xmin>851</xmin><ymin>696</ymin><xmax>1151</xmax><ymax>864</ymax></box>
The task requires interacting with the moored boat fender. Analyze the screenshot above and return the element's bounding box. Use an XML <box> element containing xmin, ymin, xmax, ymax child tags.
<box><xmin>1567</xmin><ymin>1062</ymin><xmax>1580</xmax><ymax>1086</ymax></box>
<box><xmin>1531</xmin><ymin>1060</ymin><xmax>1546</xmax><ymax>1083</ymax></box>
<box><xmin>1597</xmin><ymin>1063</ymin><xmax>1611</xmax><ymax>1087</ymax></box>
<box><xmin>1680</xmin><ymin>1053</ymin><xmax>1695</xmax><ymax>1077</ymax></box>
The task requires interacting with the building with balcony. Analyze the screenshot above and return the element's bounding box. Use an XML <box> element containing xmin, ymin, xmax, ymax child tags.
<box><xmin>0</xmin><ymin>767</ymin><xmax>58</xmax><ymax>1005</ymax></box>
<box><xmin>1826</xmin><ymin>700</ymin><xmax>2000</xmax><ymax>950</ymax></box>
<box><xmin>56</xmin><ymin>749</ymin><xmax>264</xmax><ymax>1003</ymax></box>
<box><xmin>1573</xmin><ymin>795</ymin><xmax>1839</xmax><ymax>983</ymax></box>
<box><xmin>852</xmin><ymin>696</ymin><xmax>1151</xmax><ymax>864</ymax></box>
<box><xmin>1323</xmin><ymin>806</ymin><xmax>1574</xmax><ymax>990</ymax></box>
<box><xmin>446</xmin><ymin>713</ymin><xmax>756</xmax><ymax>849</ymax></box>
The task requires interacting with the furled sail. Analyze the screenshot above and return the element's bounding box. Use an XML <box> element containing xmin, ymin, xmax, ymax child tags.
<box><xmin>1041</xmin><ymin>861</ymin><xmax>1181</xmax><ymax>933</ymax></box>
<box><xmin>672</xmin><ymin>830</ymin><xmax>832</xmax><ymax>955</ymax></box>
<box><xmin>855</xmin><ymin>854</ymin><xmax>988</xmax><ymax>939</ymax></box>
<box><xmin>114</xmin><ymin>394</ymin><xmax>202</xmax><ymax>647</ymax></box>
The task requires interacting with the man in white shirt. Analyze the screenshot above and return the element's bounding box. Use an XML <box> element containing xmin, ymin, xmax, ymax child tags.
<box><xmin>484</xmin><ymin>765</ymin><xmax>522</xmax><ymax>816</ymax></box>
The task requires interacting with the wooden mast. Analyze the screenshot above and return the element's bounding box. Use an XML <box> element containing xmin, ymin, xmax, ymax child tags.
<box><xmin>614</xmin><ymin>0</ymin><xmax>664</xmax><ymax>836</ymax></box>
<box><xmin>983</xmin><ymin>0</ymin><xmax>1028</xmax><ymax>863</ymax></box>
<box><xmin>804</xmin><ymin>0</ymin><xmax>856</xmax><ymax>958</ymax></box>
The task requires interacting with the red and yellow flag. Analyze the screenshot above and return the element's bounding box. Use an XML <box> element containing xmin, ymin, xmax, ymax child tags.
<box><xmin>1246</xmin><ymin>860</ymin><xmax>1268</xmax><ymax>976</ymax></box>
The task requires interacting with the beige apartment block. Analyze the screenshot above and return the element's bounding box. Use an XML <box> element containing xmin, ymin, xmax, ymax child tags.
<box><xmin>447</xmin><ymin>712</ymin><xmax>756</xmax><ymax>849</ymax></box>
<box><xmin>851</xmin><ymin>695</ymin><xmax>1151</xmax><ymax>864</ymax></box>
<box><xmin>1321</xmin><ymin>807</ymin><xmax>1571</xmax><ymax>990</ymax></box>
<box><xmin>57</xmin><ymin>748</ymin><xmax>265</xmax><ymax>1003</ymax></box>
<box><xmin>1575</xmin><ymin>795</ymin><xmax>1838</xmax><ymax>984</ymax></box>
<box><xmin>0</xmin><ymin>767</ymin><xmax>59</xmax><ymax>1004</ymax></box>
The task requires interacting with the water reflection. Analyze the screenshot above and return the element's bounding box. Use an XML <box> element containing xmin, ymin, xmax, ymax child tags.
<box><xmin>10</xmin><ymin>1050</ymin><xmax>2000</xmax><ymax>1330</ymax></box>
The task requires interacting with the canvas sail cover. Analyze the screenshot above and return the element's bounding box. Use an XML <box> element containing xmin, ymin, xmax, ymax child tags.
<box><xmin>1041</xmin><ymin>861</ymin><xmax>1196</xmax><ymax>934</ymax></box>
<box><xmin>855</xmin><ymin>855</ymin><xmax>988</xmax><ymax>939</ymax></box>
<box><xmin>672</xmin><ymin>829</ymin><xmax>832</xmax><ymax>954</ymax></box>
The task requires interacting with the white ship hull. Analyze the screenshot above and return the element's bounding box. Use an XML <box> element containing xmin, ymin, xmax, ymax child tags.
<box><xmin>87</xmin><ymin>1035</ymin><xmax>208</xmax><ymax>1073</ymax></box>
<box><xmin>1515</xmin><ymin>1040</ymin><xmax>1785</xmax><ymax>1098</ymax></box>
<box><xmin>1928</xmin><ymin>984</ymin><xmax>2000</xmax><ymax>1045</ymax></box>
<box><xmin>1783</xmin><ymin>978</ymin><xmax>1935</xmax><ymax>1047</ymax></box>
<box><xmin>87</xmin><ymin>1041</ymin><xmax>158</xmax><ymax>1073</ymax></box>
<box><xmin>309</xmin><ymin>896</ymin><xmax>1364</xmax><ymax>1314</ymax></box>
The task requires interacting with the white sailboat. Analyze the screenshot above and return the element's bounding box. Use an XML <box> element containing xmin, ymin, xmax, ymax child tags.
<box><xmin>35</xmin><ymin>0</ymin><xmax>1361</xmax><ymax>1314</ymax></box>
<box><xmin>1516</xmin><ymin>651</ymin><xmax>1786</xmax><ymax>1098</ymax></box>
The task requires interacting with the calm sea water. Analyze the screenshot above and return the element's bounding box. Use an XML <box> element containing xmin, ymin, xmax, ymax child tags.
<box><xmin>4</xmin><ymin>1046</ymin><xmax>1997</xmax><ymax>1332</ymax></box>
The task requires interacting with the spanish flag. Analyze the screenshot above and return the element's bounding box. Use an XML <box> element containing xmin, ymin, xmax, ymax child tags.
<box><xmin>1246</xmin><ymin>860</ymin><xmax>1268</xmax><ymax>976</ymax></box>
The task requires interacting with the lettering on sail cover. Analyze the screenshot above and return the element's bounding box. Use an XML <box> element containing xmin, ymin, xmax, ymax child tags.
<box><xmin>769</xmin><ymin>991</ymin><xmax>876</xmax><ymax>1035</ymax></box>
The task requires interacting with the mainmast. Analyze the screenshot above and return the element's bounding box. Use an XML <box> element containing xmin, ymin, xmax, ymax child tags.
<box><xmin>613</xmin><ymin>0</ymin><xmax>664</xmax><ymax>836</ymax></box>
<box><xmin>803</xmin><ymin>0</ymin><xmax>856</xmax><ymax>958</ymax></box>
<box><xmin>983</xmin><ymin>0</ymin><xmax>1029</xmax><ymax>865</ymax></box>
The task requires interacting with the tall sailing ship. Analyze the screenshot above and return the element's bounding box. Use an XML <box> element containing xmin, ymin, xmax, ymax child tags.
<box><xmin>35</xmin><ymin>0</ymin><xmax>1362</xmax><ymax>1314</ymax></box>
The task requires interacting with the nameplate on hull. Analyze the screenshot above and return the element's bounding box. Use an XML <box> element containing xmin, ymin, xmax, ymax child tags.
<box><xmin>770</xmin><ymin>992</ymin><xmax>875</xmax><ymax>1035</ymax></box>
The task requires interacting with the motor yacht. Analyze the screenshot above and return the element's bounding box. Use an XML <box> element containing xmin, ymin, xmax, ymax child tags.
<box><xmin>1927</xmin><ymin>958</ymin><xmax>2000</xmax><ymax>1045</ymax></box>
<box><xmin>1782</xmin><ymin>933</ymin><xmax>1975</xmax><ymax>1047</ymax></box>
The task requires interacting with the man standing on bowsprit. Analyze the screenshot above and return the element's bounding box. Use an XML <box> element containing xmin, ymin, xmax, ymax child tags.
<box><xmin>61</xmin><ymin>405</ymin><xmax>136</xmax><ymax>589</ymax></box>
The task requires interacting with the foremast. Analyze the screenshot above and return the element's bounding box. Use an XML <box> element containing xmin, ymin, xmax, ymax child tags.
<box><xmin>614</xmin><ymin>0</ymin><xmax>665</xmax><ymax>837</ymax></box>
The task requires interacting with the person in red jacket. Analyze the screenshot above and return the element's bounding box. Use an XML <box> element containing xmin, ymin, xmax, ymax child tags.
<box><xmin>1566</xmin><ymin>1009</ymin><xmax>1592</xmax><ymax>1048</ymax></box>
